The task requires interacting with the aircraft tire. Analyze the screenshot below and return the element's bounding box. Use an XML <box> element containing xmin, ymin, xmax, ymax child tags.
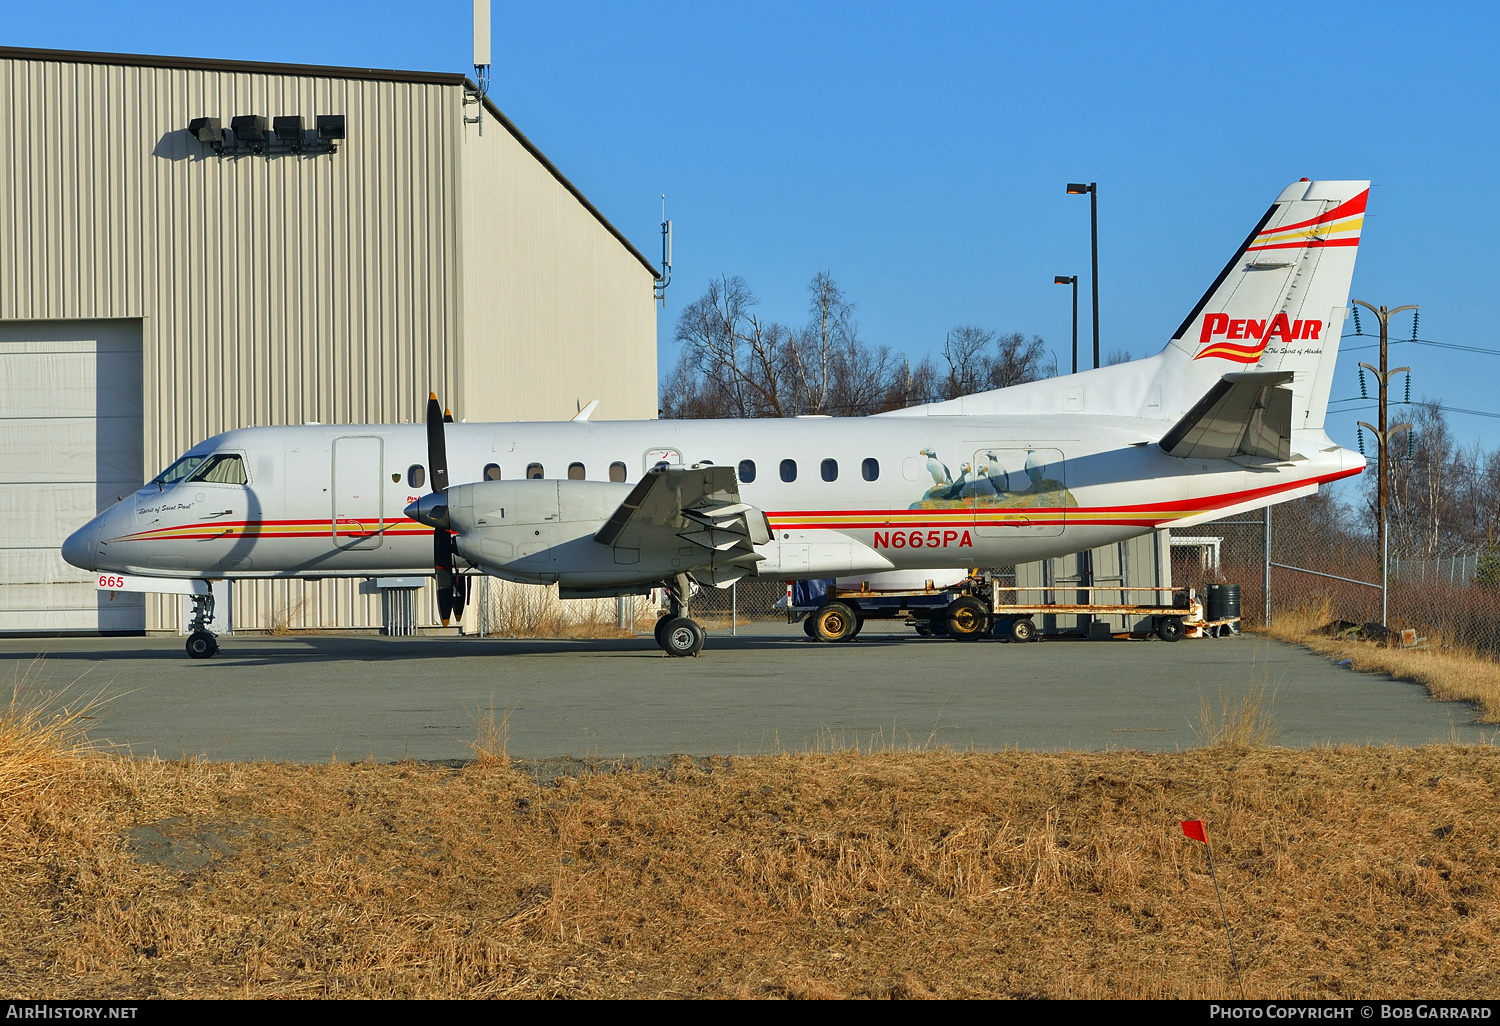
<box><xmin>1155</xmin><ymin>616</ymin><xmax>1185</xmax><ymax>643</ymax></box>
<box><xmin>810</xmin><ymin>602</ymin><xmax>858</xmax><ymax>643</ymax></box>
<box><xmin>945</xmin><ymin>597</ymin><xmax>990</xmax><ymax>641</ymax></box>
<box><xmin>661</xmin><ymin>617</ymin><xmax>705</xmax><ymax>657</ymax></box>
<box><xmin>1008</xmin><ymin>617</ymin><xmax>1037</xmax><ymax>644</ymax></box>
<box><xmin>186</xmin><ymin>631</ymin><xmax>218</xmax><ymax>659</ymax></box>
<box><xmin>654</xmin><ymin>613</ymin><xmax>674</xmax><ymax>648</ymax></box>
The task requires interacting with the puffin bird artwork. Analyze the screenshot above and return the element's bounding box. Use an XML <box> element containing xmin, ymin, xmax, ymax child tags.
<box><xmin>960</xmin><ymin>462</ymin><xmax>998</xmax><ymax>499</ymax></box>
<box><xmin>984</xmin><ymin>451</ymin><xmax>1009</xmax><ymax>493</ymax></box>
<box><xmin>1024</xmin><ymin>448</ymin><xmax>1048</xmax><ymax>489</ymax></box>
<box><xmin>919</xmin><ymin>448</ymin><xmax>952</xmax><ymax>491</ymax></box>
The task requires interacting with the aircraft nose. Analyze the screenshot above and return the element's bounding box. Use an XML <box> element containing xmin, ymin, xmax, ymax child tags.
<box><xmin>62</xmin><ymin>519</ymin><xmax>102</xmax><ymax>572</ymax></box>
<box><xmin>405</xmin><ymin>494</ymin><xmax>448</xmax><ymax>528</ymax></box>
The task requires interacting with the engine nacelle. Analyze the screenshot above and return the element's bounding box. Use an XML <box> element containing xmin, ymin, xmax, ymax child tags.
<box><xmin>434</xmin><ymin>479</ymin><xmax>630</xmax><ymax>584</ymax></box>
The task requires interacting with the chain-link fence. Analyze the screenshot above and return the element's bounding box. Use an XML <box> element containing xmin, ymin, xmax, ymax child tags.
<box><xmin>685</xmin><ymin>578</ymin><xmax>788</xmax><ymax>625</ymax></box>
<box><xmin>1173</xmin><ymin>496</ymin><xmax>1500</xmax><ymax>655</ymax></box>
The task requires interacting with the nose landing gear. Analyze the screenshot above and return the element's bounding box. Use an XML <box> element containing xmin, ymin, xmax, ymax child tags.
<box><xmin>185</xmin><ymin>592</ymin><xmax>219</xmax><ymax>659</ymax></box>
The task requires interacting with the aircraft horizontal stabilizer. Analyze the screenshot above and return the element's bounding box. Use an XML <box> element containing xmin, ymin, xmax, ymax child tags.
<box><xmin>1159</xmin><ymin>371</ymin><xmax>1296</xmax><ymax>462</ymax></box>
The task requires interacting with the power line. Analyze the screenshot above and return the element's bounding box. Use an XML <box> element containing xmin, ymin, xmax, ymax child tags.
<box><xmin>1330</xmin><ymin>397</ymin><xmax>1500</xmax><ymax>421</ymax></box>
<box><xmin>1342</xmin><ymin>330</ymin><xmax>1500</xmax><ymax>358</ymax></box>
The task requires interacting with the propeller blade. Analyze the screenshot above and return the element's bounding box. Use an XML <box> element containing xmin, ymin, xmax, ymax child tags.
<box><xmin>427</xmin><ymin>391</ymin><xmax>455</xmax><ymax>625</ymax></box>
<box><xmin>452</xmin><ymin>574</ymin><xmax>468</xmax><ymax>621</ymax></box>
<box><xmin>426</xmin><ymin>392</ymin><xmax>450</xmax><ymax>494</ymax></box>
<box><xmin>435</xmin><ymin>529</ymin><xmax>455</xmax><ymax>626</ymax></box>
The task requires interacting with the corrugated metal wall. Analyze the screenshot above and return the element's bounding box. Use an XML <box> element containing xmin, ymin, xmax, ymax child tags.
<box><xmin>459</xmin><ymin>106</ymin><xmax>658</xmax><ymax>423</ymax></box>
<box><xmin>0</xmin><ymin>50</ymin><xmax>658</xmax><ymax>633</ymax></box>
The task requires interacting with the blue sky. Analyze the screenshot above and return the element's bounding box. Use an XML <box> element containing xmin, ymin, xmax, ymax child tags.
<box><xmin>8</xmin><ymin>1</ymin><xmax>1499</xmax><ymax>455</ymax></box>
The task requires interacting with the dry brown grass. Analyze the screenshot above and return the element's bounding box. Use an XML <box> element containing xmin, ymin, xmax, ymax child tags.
<box><xmin>2</xmin><ymin>738</ymin><xmax>1498</xmax><ymax>999</ymax></box>
<box><xmin>483</xmin><ymin>581</ymin><xmax>649</xmax><ymax>640</ymax></box>
<box><xmin>1266</xmin><ymin>601</ymin><xmax>1500</xmax><ymax>723</ymax></box>
<box><xmin>266</xmin><ymin>599</ymin><xmax>308</xmax><ymax>636</ymax></box>
<box><xmin>0</xmin><ymin>658</ymin><xmax>107</xmax><ymax>801</ymax></box>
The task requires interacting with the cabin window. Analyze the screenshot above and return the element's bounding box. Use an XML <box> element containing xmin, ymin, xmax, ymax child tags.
<box><xmin>187</xmin><ymin>453</ymin><xmax>248</xmax><ymax>486</ymax></box>
<box><xmin>527</xmin><ymin>463</ymin><xmax>544</xmax><ymax>479</ymax></box>
<box><xmin>862</xmin><ymin>458</ymin><xmax>879</xmax><ymax>482</ymax></box>
<box><xmin>609</xmin><ymin>461</ymin><xmax>627</xmax><ymax>482</ymax></box>
<box><xmin>821</xmin><ymin>458</ymin><xmax>838</xmax><ymax>482</ymax></box>
<box><xmin>738</xmin><ymin>459</ymin><xmax>756</xmax><ymax>483</ymax></box>
<box><xmin>483</xmin><ymin>463</ymin><xmax>502</xmax><ymax>481</ymax></box>
<box><xmin>568</xmin><ymin>462</ymin><xmax>586</xmax><ymax>480</ymax></box>
<box><xmin>780</xmin><ymin>459</ymin><xmax>797</xmax><ymax>483</ymax></box>
<box><xmin>408</xmin><ymin>464</ymin><xmax>426</xmax><ymax>489</ymax></box>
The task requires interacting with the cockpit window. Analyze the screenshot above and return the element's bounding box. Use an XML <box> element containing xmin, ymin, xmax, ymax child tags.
<box><xmin>151</xmin><ymin>454</ymin><xmax>209</xmax><ymax>487</ymax></box>
<box><xmin>185</xmin><ymin>453</ymin><xmax>248</xmax><ymax>485</ymax></box>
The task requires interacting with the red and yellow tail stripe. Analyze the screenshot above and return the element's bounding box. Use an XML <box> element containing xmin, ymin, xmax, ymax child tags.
<box><xmin>1246</xmin><ymin>189</ymin><xmax>1366</xmax><ymax>252</ymax></box>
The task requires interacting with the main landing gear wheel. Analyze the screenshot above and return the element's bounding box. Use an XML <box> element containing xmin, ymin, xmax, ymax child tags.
<box><xmin>945</xmin><ymin>596</ymin><xmax>990</xmax><ymax>641</ymax></box>
<box><xmin>660</xmin><ymin>617</ymin><xmax>705</xmax><ymax>657</ymax></box>
<box><xmin>810</xmin><ymin>601</ymin><xmax>858</xmax><ymax>643</ymax></box>
<box><xmin>654</xmin><ymin>613</ymin><xmax>675</xmax><ymax>648</ymax></box>
<box><xmin>186</xmin><ymin>630</ymin><xmax>218</xmax><ymax>659</ymax></box>
<box><xmin>1155</xmin><ymin>616</ymin><xmax>1185</xmax><ymax>643</ymax></box>
<box><xmin>1008</xmin><ymin>617</ymin><xmax>1037</xmax><ymax>644</ymax></box>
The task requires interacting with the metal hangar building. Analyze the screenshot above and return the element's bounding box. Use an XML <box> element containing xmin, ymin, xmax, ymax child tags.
<box><xmin>0</xmin><ymin>45</ymin><xmax>661</xmax><ymax>634</ymax></box>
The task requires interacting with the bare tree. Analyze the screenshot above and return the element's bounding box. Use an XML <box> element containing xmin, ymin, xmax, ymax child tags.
<box><xmin>983</xmin><ymin>332</ymin><xmax>1052</xmax><ymax>390</ymax></box>
<box><xmin>662</xmin><ymin>273</ymin><xmax>1054</xmax><ymax>418</ymax></box>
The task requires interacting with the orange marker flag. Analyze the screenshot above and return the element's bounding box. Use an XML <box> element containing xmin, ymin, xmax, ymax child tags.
<box><xmin>1179</xmin><ymin>818</ymin><xmax>1244</xmax><ymax>998</ymax></box>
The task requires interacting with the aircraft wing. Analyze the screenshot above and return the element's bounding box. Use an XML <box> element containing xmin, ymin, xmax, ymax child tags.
<box><xmin>1159</xmin><ymin>371</ymin><xmax>1297</xmax><ymax>463</ymax></box>
<box><xmin>594</xmin><ymin>464</ymin><xmax>772</xmax><ymax>587</ymax></box>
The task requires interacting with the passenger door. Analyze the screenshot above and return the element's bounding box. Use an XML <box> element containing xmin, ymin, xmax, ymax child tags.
<box><xmin>331</xmin><ymin>436</ymin><xmax>384</xmax><ymax>550</ymax></box>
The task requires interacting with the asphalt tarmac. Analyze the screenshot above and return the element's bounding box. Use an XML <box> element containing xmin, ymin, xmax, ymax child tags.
<box><xmin>3</xmin><ymin>624</ymin><xmax>1492</xmax><ymax>763</ymax></box>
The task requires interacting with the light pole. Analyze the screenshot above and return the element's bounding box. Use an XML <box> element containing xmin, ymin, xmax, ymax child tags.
<box><xmin>1352</xmin><ymin>299</ymin><xmax>1417</xmax><ymax>626</ymax></box>
<box><xmin>1054</xmin><ymin>275</ymin><xmax>1079</xmax><ymax>374</ymax></box>
<box><xmin>1067</xmin><ymin>182</ymin><xmax>1099</xmax><ymax>368</ymax></box>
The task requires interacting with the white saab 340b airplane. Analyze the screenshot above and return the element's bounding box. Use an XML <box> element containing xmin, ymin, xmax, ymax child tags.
<box><xmin>65</xmin><ymin>178</ymin><xmax>1369</xmax><ymax>658</ymax></box>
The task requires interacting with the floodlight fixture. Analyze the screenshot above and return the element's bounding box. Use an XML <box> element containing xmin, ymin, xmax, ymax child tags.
<box><xmin>186</xmin><ymin>117</ymin><xmax>223</xmax><ymax>153</ymax></box>
<box><xmin>231</xmin><ymin>115</ymin><xmax>268</xmax><ymax>152</ymax></box>
<box><xmin>273</xmin><ymin>115</ymin><xmax>305</xmax><ymax>151</ymax></box>
<box><xmin>316</xmin><ymin>114</ymin><xmax>346</xmax><ymax>142</ymax></box>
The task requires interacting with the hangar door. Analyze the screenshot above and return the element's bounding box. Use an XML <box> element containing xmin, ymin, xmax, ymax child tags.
<box><xmin>0</xmin><ymin>321</ymin><xmax>144</xmax><ymax>631</ymax></box>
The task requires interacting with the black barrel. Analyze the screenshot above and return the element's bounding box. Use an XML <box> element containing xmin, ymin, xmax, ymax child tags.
<box><xmin>1206</xmin><ymin>583</ymin><xmax>1240</xmax><ymax>621</ymax></box>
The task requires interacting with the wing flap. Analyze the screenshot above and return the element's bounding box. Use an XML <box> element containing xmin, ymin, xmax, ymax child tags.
<box><xmin>593</xmin><ymin>464</ymin><xmax>772</xmax><ymax>586</ymax></box>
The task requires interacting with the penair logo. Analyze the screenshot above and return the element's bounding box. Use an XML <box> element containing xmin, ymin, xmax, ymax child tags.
<box><xmin>1195</xmin><ymin>312</ymin><xmax>1321</xmax><ymax>364</ymax></box>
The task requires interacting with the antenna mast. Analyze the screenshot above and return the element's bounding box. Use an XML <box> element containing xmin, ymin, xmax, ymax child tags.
<box><xmin>466</xmin><ymin>0</ymin><xmax>491</xmax><ymax>134</ymax></box>
<box><xmin>655</xmin><ymin>194</ymin><xmax>672</xmax><ymax>306</ymax></box>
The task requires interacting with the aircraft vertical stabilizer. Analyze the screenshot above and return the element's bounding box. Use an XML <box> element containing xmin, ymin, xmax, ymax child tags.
<box><xmin>1166</xmin><ymin>178</ymin><xmax>1369</xmax><ymax>432</ymax></box>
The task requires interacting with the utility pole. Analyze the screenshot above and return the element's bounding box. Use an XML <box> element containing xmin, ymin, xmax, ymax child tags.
<box><xmin>1353</xmin><ymin>299</ymin><xmax>1416</xmax><ymax>626</ymax></box>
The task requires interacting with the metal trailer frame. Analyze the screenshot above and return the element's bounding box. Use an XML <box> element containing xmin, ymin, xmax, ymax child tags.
<box><xmin>799</xmin><ymin>571</ymin><xmax>1241</xmax><ymax>643</ymax></box>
